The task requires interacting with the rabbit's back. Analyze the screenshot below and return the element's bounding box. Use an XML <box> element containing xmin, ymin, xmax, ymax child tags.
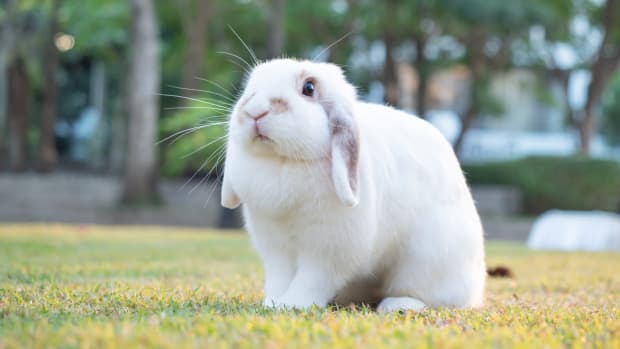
<box><xmin>354</xmin><ymin>102</ymin><xmax>486</xmax><ymax>307</ymax></box>
<box><xmin>355</xmin><ymin>102</ymin><xmax>476</xmax><ymax>225</ymax></box>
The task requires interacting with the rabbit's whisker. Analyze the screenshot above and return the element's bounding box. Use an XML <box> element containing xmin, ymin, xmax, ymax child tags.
<box><xmin>187</xmin><ymin>143</ymin><xmax>227</xmax><ymax>196</ymax></box>
<box><xmin>313</xmin><ymin>31</ymin><xmax>353</xmax><ymax>61</ymax></box>
<box><xmin>180</xmin><ymin>142</ymin><xmax>226</xmax><ymax>192</ymax></box>
<box><xmin>217</xmin><ymin>51</ymin><xmax>253</xmax><ymax>75</ymax></box>
<box><xmin>193</xmin><ymin>77</ymin><xmax>234</xmax><ymax>97</ymax></box>
<box><xmin>182</xmin><ymin>133</ymin><xmax>228</xmax><ymax>159</ymax></box>
<box><xmin>228</xmin><ymin>24</ymin><xmax>259</xmax><ymax>66</ymax></box>
<box><xmin>202</xmin><ymin>150</ymin><xmax>228</xmax><ymax>207</ymax></box>
<box><xmin>167</xmin><ymin>84</ymin><xmax>236</xmax><ymax>105</ymax></box>
<box><xmin>159</xmin><ymin>93</ymin><xmax>231</xmax><ymax>112</ymax></box>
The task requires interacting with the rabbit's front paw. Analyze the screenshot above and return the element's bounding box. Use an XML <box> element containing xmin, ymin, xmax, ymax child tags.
<box><xmin>269</xmin><ymin>294</ymin><xmax>322</xmax><ymax>310</ymax></box>
<box><xmin>261</xmin><ymin>296</ymin><xmax>311</xmax><ymax>310</ymax></box>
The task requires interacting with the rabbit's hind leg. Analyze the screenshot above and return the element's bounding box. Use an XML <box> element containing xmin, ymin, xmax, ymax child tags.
<box><xmin>376</xmin><ymin>297</ymin><xmax>426</xmax><ymax>313</ymax></box>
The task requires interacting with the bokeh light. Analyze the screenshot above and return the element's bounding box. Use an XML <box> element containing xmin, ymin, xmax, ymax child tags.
<box><xmin>54</xmin><ymin>33</ymin><xmax>75</xmax><ymax>52</ymax></box>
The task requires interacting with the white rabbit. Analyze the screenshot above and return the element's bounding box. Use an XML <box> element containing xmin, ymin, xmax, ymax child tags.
<box><xmin>221</xmin><ymin>59</ymin><xmax>486</xmax><ymax>312</ymax></box>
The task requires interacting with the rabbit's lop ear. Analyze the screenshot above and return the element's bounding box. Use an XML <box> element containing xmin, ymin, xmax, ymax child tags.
<box><xmin>221</xmin><ymin>161</ymin><xmax>240</xmax><ymax>209</ymax></box>
<box><xmin>221</xmin><ymin>179</ymin><xmax>240</xmax><ymax>209</ymax></box>
<box><xmin>329</xmin><ymin>103</ymin><xmax>360</xmax><ymax>207</ymax></box>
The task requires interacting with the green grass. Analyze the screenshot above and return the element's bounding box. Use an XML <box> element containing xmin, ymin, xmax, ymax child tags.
<box><xmin>0</xmin><ymin>224</ymin><xmax>618</xmax><ymax>348</ymax></box>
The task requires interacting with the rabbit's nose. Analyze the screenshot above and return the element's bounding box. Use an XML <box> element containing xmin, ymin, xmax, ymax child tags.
<box><xmin>249</xmin><ymin>110</ymin><xmax>268</xmax><ymax>120</ymax></box>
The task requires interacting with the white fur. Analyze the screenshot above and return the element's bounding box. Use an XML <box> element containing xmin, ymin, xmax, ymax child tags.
<box><xmin>221</xmin><ymin>59</ymin><xmax>486</xmax><ymax>311</ymax></box>
<box><xmin>377</xmin><ymin>297</ymin><xmax>426</xmax><ymax>313</ymax></box>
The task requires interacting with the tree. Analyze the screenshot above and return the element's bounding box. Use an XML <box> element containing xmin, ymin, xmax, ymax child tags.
<box><xmin>268</xmin><ymin>0</ymin><xmax>287</xmax><ymax>58</ymax></box>
<box><xmin>6</xmin><ymin>56</ymin><xmax>30</xmax><ymax>171</ymax></box>
<box><xmin>0</xmin><ymin>0</ymin><xmax>26</xmax><ymax>171</ymax></box>
<box><xmin>409</xmin><ymin>0</ymin><xmax>444</xmax><ymax>118</ymax></box>
<box><xmin>176</xmin><ymin>0</ymin><xmax>211</xmax><ymax>96</ymax></box>
<box><xmin>529</xmin><ymin>0</ymin><xmax>576</xmax><ymax>131</ymax></box>
<box><xmin>412</xmin><ymin>27</ymin><xmax>431</xmax><ymax>116</ymax></box>
<box><xmin>357</xmin><ymin>0</ymin><xmax>446</xmax><ymax>113</ymax></box>
<box><xmin>1</xmin><ymin>0</ymin><xmax>52</xmax><ymax>171</ymax></box>
<box><xmin>284</xmin><ymin>0</ymin><xmax>352</xmax><ymax>60</ymax></box>
<box><xmin>533</xmin><ymin>0</ymin><xmax>620</xmax><ymax>154</ymax></box>
<box><xmin>578</xmin><ymin>0</ymin><xmax>620</xmax><ymax>154</ymax></box>
<box><xmin>61</xmin><ymin>0</ymin><xmax>130</xmax><ymax>172</ymax></box>
<box><xmin>382</xmin><ymin>31</ymin><xmax>399</xmax><ymax>106</ymax></box>
<box><xmin>37</xmin><ymin>0</ymin><xmax>61</xmax><ymax>172</ymax></box>
<box><xmin>358</xmin><ymin>0</ymin><xmax>409</xmax><ymax>107</ymax></box>
<box><xmin>451</xmin><ymin>26</ymin><xmax>502</xmax><ymax>155</ymax></box>
<box><xmin>0</xmin><ymin>0</ymin><xmax>16</xmax><ymax>170</ymax></box>
<box><xmin>446</xmin><ymin>0</ymin><xmax>557</xmax><ymax>156</ymax></box>
<box><xmin>601</xmin><ymin>73</ymin><xmax>620</xmax><ymax>145</ymax></box>
<box><xmin>121</xmin><ymin>0</ymin><xmax>161</xmax><ymax>204</ymax></box>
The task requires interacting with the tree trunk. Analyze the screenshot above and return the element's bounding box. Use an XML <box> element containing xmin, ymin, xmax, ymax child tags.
<box><xmin>578</xmin><ymin>0</ymin><xmax>620</xmax><ymax>154</ymax></box>
<box><xmin>453</xmin><ymin>27</ymin><xmax>487</xmax><ymax>157</ymax></box>
<box><xmin>0</xmin><ymin>61</ymin><xmax>6</xmax><ymax>170</ymax></box>
<box><xmin>109</xmin><ymin>94</ymin><xmax>126</xmax><ymax>174</ymax></box>
<box><xmin>416</xmin><ymin>68</ymin><xmax>429</xmax><ymax>118</ymax></box>
<box><xmin>549</xmin><ymin>67</ymin><xmax>578</xmax><ymax>127</ymax></box>
<box><xmin>7</xmin><ymin>57</ymin><xmax>30</xmax><ymax>171</ymax></box>
<box><xmin>0</xmin><ymin>0</ymin><xmax>17</xmax><ymax>171</ymax></box>
<box><xmin>90</xmin><ymin>61</ymin><xmax>107</xmax><ymax>170</ymax></box>
<box><xmin>579</xmin><ymin>56</ymin><xmax>620</xmax><ymax>153</ymax></box>
<box><xmin>122</xmin><ymin>0</ymin><xmax>161</xmax><ymax>205</ymax></box>
<box><xmin>180</xmin><ymin>0</ymin><xmax>210</xmax><ymax>95</ymax></box>
<box><xmin>37</xmin><ymin>0</ymin><xmax>61</xmax><ymax>172</ymax></box>
<box><xmin>454</xmin><ymin>73</ymin><xmax>484</xmax><ymax>158</ymax></box>
<box><xmin>267</xmin><ymin>0</ymin><xmax>286</xmax><ymax>58</ymax></box>
<box><xmin>383</xmin><ymin>33</ymin><xmax>399</xmax><ymax>106</ymax></box>
<box><xmin>579</xmin><ymin>108</ymin><xmax>593</xmax><ymax>154</ymax></box>
<box><xmin>453</xmin><ymin>103</ymin><xmax>478</xmax><ymax>158</ymax></box>
<box><xmin>413</xmin><ymin>34</ymin><xmax>429</xmax><ymax>118</ymax></box>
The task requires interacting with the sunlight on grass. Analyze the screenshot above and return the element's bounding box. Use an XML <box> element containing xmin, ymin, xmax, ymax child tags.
<box><xmin>0</xmin><ymin>224</ymin><xmax>618</xmax><ymax>348</ymax></box>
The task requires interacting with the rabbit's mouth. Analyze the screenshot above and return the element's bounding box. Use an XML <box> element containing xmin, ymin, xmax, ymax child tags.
<box><xmin>255</xmin><ymin>134</ymin><xmax>272</xmax><ymax>142</ymax></box>
<box><xmin>252</xmin><ymin>120</ymin><xmax>274</xmax><ymax>143</ymax></box>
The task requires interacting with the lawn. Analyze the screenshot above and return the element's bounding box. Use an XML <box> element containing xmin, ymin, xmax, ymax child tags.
<box><xmin>0</xmin><ymin>224</ymin><xmax>618</xmax><ymax>348</ymax></box>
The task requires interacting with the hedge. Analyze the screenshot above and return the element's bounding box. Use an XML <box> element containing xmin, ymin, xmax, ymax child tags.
<box><xmin>463</xmin><ymin>156</ymin><xmax>620</xmax><ymax>214</ymax></box>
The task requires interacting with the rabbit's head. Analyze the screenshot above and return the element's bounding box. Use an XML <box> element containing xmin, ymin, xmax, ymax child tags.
<box><xmin>226</xmin><ymin>59</ymin><xmax>360</xmax><ymax>206</ymax></box>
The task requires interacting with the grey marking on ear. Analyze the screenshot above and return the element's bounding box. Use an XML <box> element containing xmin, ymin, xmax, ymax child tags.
<box><xmin>327</xmin><ymin>103</ymin><xmax>360</xmax><ymax>207</ymax></box>
<box><xmin>331</xmin><ymin>116</ymin><xmax>359</xmax><ymax>193</ymax></box>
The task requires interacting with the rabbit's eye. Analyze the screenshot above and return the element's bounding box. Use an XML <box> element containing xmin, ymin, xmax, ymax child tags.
<box><xmin>302</xmin><ymin>80</ymin><xmax>315</xmax><ymax>97</ymax></box>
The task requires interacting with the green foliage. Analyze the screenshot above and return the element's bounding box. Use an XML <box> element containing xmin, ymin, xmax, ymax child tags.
<box><xmin>1</xmin><ymin>224</ymin><xmax>619</xmax><ymax>348</ymax></box>
<box><xmin>445</xmin><ymin>0</ymin><xmax>562</xmax><ymax>32</ymax></box>
<box><xmin>475</xmin><ymin>77</ymin><xmax>505</xmax><ymax>118</ymax></box>
<box><xmin>159</xmin><ymin>100</ymin><xmax>228</xmax><ymax>177</ymax></box>
<box><xmin>285</xmin><ymin>1</ymin><xmax>350</xmax><ymax>59</ymax></box>
<box><xmin>601</xmin><ymin>73</ymin><xmax>620</xmax><ymax>145</ymax></box>
<box><xmin>464</xmin><ymin>156</ymin><xmax>620</xmax><ymax>213</ymax></box>
<box><xmin>4</xmin><ymin>0</ymin><xmax>614</xmax><ymax>176</ymax></box>
<box><xmin>60</xmin><ymin>0</ymin><xmax>129</xmax><ymax>60</ymax></box>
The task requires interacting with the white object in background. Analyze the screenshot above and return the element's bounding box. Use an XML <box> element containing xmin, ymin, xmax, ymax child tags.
<box><xmin>527</xmin><ymin>210</ymin><xmax>620</xmax><ymax>251</ymax></box>
<box><xmin>427</xmin><ymin>109</ymin><xmax>461</xmax><ymax>144</ymax></box>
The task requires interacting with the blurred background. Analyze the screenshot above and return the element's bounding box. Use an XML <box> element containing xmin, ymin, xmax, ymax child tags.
<box><xmin>0</xmin><ymin>0</ymin><xmax>619</xmax><ymax>242</ymax></box>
